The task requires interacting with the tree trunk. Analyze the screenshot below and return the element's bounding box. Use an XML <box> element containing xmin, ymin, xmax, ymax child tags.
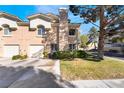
<box><xmin>98</xmin><ymin>6</ymin><xmax>105</xmax><ymax>60</ymax></box>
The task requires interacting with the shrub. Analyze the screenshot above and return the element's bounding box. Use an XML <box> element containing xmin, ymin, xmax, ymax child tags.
<box><xmin>12</xmin><ymin>54</ymin><xmax>28</xmax><ymax>60</ymax></box>
<box><xmin>24</xmin><ymin>55</ymin><xmax>28</xmax><ymax>59</ymax></box>
<box><xmin>73</xmin><ymin>50</ymin><xmax>88</xmax><ymax>58</ymax></box>
<box><xmin>52</xmin><ymin>51</ymin><xmax>60</xmax><ymax>59</ymax></box>
<box><xmin>52</xmin><ymin>50</ymin><xmax>88</xmax><ymax>59</ymax></box>
<box><xmin>52</xmin><ymin>51</ymin><xmax>73</xmax><ymax>59</ymax></box>
<box><xmin>20</xmin><ymin>55</ymin><xmax>28</xmax><ymax>60</ymax></box>
<box><xmin>43</xmin><ymin>51</ymin><xmax>49</xmax><ymax>58</ymax></box>
<box><xmin>12</xmin><ymin>55</ymin><xmax>21</xmax><ymax>60</ymax></box>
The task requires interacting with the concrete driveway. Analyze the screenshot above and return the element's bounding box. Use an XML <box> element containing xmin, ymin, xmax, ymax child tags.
<box><xmin>0</xmin><ymin>58</ymin><xmax>63</xmax><ymax>88</ymax></box>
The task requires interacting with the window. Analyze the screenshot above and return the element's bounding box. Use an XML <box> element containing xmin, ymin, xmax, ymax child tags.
<box><xmin>4</xmin><ymin>27</ymin><xmax>11</xmax><ymax>36</ymax></box>
<box><xmin>37</xmin><ymin>26</ymin><xmax>45</xmax><ymax>36</ymax></box>
<box><xmin>69</xmin><ymin>29</ymin><xmax>76</xmax><ymax>35</ymax></box>
<box><xmin>69</xmin><ymin>44</ymin><xmax>76</xmax><ymax>50</ymax></box>
<box><xmin>51</xmin><ymin>44</ymin><xmax>58</xmax><ymax>52</ymax></box>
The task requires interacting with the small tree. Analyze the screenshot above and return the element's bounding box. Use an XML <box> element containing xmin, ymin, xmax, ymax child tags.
<box><xmin>80</xmin><ymin>35</ymin><xmax>88</xmax><ymax>50</ymax></box>
<box><xmin>87</xmin><ymin>27</ymin><xmax>99</xmax><ymax>50</ymax></box>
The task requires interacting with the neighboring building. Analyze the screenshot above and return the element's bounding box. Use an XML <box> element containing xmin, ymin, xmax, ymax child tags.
<box><xmin>0</xmin><ymin>8</ymin><xmax>80</xmax><ymax>58</ymax></box>
<box><xmin>104</xmin><ymin>29</ymin><xmax>124</xmax><ymax>54</ymax></box>
<box><xmin>104</xmin><ymin>15</ymin><xmax>124</xmax><ymax>54</ymax></box>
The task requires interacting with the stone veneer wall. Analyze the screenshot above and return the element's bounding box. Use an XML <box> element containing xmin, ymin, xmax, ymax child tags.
<box><xmin>59</xmin><ymin>8</ymin><xmax>69</xmax><ymax>51</ymax></box>
<box><xmin>45</xmin><ymin>25</ymin><xmax>58</xmax><ymax>53</ymax></box>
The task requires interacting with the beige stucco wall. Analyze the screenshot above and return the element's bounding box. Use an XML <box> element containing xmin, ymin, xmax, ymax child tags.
<box><xmin>0</xmin><ymin>24</ymin><xmax>80</xmax><ymax>57</ymax></box>
<box><xmin>0</xmin><ymin>25</ymin><xmax>46</xmax><ymax>57</ymax></box>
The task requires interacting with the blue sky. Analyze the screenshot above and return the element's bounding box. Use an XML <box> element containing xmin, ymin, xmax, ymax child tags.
<box><xmin>0</xmin><ymin>5</ymin><xmax>99</xmax><ymax>34</ymax></box>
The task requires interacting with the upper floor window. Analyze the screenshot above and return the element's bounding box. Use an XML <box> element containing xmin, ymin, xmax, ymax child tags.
<box><xmin>37</xmin><ymin>26</ymin><xmax>45</xmax><ymax>36</ymax></box>
<box><xmin>4</xmin><ymin>27</ymin><xmax>11</xmax><ymax>36</ymax></box>
<box><xmin>69</xmin><ymin>44</ymin><xmax>76</xmax><ymax>50</ymax></box>
<box><xmin>69</xmin><ymin>29</ymin><xmax>76</xmax><ymax>35</ymax></box>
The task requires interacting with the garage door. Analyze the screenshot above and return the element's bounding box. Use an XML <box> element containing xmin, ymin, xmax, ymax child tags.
<box><xmin>29</xmin><ymin>45</ymin><xmax>44</xmax><ymax>58</ymax></box>
<box><xmin>4</xmin><ymin>45</ymin><xmax>19</xmax><ymax>57</ymax></box>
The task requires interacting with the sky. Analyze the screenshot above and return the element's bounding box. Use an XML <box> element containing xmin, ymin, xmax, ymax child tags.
<box><xmin>0</xmin><ymin>5</ymin><xmax>99</xmax><ymax>34</ymax></box>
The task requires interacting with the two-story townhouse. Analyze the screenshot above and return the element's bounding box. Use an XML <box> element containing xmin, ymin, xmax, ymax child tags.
<box><xmin>0</xmin><ymin>8</ymin><xmax>81</xmax><ymax>58</ymax></box>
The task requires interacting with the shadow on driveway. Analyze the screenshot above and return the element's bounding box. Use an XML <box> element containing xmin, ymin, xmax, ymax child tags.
<box><xmin>0</xmin><ymin>65</ymin><xmax>75</xmax><ymax>88</ymax></box>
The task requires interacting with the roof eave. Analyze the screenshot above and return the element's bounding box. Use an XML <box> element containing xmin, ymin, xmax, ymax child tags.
<box><xmin>27</xmin><ymin>13</ymin><xmax>52</xmax><ymax>22</ymax></box>
<box><xmin>0</xmin><ymin>12</ymin><xmax>22</xmax><ymax>22</ymax></box>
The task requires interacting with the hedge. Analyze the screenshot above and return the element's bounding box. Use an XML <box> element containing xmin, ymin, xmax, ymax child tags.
<box><xmin>52</xmin><ymin>50</ymin><xmax>88</xmax><ymax>59</ymax></box>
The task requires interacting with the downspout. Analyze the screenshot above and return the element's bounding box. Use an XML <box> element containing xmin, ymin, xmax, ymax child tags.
<box><xmin>76</xmin><ymin>29</ymin><xmax>79</xmax><ymax>50</ymax></box>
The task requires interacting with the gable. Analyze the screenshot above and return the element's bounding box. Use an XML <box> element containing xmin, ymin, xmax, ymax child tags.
<box><xmin>0</xmin><ymin>17</ymin><xmax>18</xmax><ymax>28</ymax></box>
<box><xmin>30</xmin><ymin>18</ymin><xmax>51</xmax><ymax>28</ymax></box>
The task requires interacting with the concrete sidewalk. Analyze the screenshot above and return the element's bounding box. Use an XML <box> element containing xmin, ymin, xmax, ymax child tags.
<box><xmin>70</xmin><ymin>79</ymin><xmax>124</xmax><ymax>88</ymax></box>
<box><xmin>105</xmin><ymin>56</ymin><xmax>124</xmax><ymax>62</ymax></box>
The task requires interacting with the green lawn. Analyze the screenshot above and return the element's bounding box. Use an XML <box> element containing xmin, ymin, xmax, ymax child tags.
<box><xmin>61</xmin><ymin>58</ymin><xmax>124</xmax><ymax>80</ymax></box>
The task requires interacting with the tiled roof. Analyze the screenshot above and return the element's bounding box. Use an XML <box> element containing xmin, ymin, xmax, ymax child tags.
<box><xmin>27</xmin><ymin>13</ymin><xmax>52</xmax><ymax>21</ymax></box>
<box><xmin>0</xmin><ymin>12</ymin><xmax>22</xmax><ymax>22</ymax></box>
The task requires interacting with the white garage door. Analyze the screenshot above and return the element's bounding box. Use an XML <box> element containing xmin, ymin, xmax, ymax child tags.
<box><xmin>4</xmin><ymin>45</ymin><xmax>19</xmax><ymax>57</ymax></box>
<box><xmin>29</xmin><ymin>45</ymin><xmax>44</xmax><ymax>58</ymax></box>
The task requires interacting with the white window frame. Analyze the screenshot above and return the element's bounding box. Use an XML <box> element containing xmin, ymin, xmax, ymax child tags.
<box><xmin>3</xmin><ymin>27</ymin><xmax>12</xmax><ymax>36</ymax></box>
<box><xmin>37</xmin><ymin>26</ymin><xmax>45</xmax><ymax>36</ymax></box>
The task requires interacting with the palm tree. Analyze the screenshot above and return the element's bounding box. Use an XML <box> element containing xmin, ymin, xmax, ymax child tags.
<box><xmin>80</xmin><ymin>35</ymin><xmax>88</xmax><ymax>50</ymax></box>
<box><xmin>87</xmin><ymin>27</ymin><xmax>99</xmax><ymax>50</ymax></box>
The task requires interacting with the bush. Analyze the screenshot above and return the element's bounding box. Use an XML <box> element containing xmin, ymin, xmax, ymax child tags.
<box><xmin>52</xmin><ymin>50</ymin><xmax>88</xmax><ymax>59</ymax></box>
<box><xmin>73</xmin><ymin>50</ymin><xmax>88</xmax><ymax>58</ymax></box>
<box><xmin>43</xmin><ymin>51</ymin><xmax>49</xmax><ymax>58</ymax></box>
<box><xmin>20</xmin><ymin>55</ymin><xmax>28</xmax><ymax>60</ymax></box>
<box><xmin>52</xmin><ymin>51</ymin><xmax>73</xmax><ymax>59</ymax></box>
<box><xmin>12</xmin><ymin>54</ymin><xmax>28</xmax><ymax>60</ymax></box>
<box><xmin>12</xmin><ymin>55</ymin><xmax>21</xmax><ymax>60</ymax></box>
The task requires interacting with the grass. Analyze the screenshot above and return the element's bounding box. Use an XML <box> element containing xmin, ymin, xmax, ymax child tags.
<box><xmin>61</xmin><ymin>58</ymin><xmax>124</xmax><ymax>80</ymax></box>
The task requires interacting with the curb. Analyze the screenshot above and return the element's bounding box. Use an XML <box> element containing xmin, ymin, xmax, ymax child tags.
<box><xmin>53</xmin><ymin>60</ymin><xmax>61</xmax><ymax>81</ymax></box>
